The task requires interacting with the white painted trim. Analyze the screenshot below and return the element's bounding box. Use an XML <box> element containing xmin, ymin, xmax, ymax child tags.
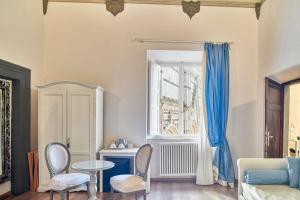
<box><xmin>37</xmin><ymin>80</ymin><xmax>104</xmax><ymax>91</ymax></box>
<box><xmin>147</xmin><ymin>135</ymin><xmax>201</xmax><ymax>140</ymax></box>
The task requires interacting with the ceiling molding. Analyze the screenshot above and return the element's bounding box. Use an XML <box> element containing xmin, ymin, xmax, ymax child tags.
<box><xmin>48</xmin><ymin>0</ymin><xmax>262</xmax><ymax>8</ymax></box>
<box><xmin>44</xmin><ymin>0</ymin><xmax>266</xmax><ymax>19</ymax></box>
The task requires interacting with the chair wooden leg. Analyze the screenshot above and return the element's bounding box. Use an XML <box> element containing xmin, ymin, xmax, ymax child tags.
<box><xmin>86</xmin><ymin>182</ymin><xmax>91</xmax><ymax>198</ymax></box>
<box><xmin>66</xmin><ymin>191</ymin><xmax>69</xmax><ymax>200</ymax></box>
<box><xmin>60</xmin><ymin>191</ymin><xmax>65</xmax><ymax>200</ymax></box>
<box><xmin>110</xmin><ymin>187</ymin><xmax>114</xmax><ymax>200</ymax></box>
<box><xmin>143</xmin><ymin>190</ymin><xmax>147</xmax><ymax>200</ymax></box>
<box><xmin>50</xmin><ymin>190</ymin><xmax>54</xmax><ymax>200</ymax></box>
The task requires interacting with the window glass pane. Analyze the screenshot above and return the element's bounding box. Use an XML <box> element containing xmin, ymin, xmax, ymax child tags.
<box><xmin>160</xmin><ymin>66</ymin><xmax>180</xmax><ymax>135</ymax></box>
<box><xmin>183</xmin><ymin>66</ymin><xmax>202</xmax><ymax>135</ymax></box>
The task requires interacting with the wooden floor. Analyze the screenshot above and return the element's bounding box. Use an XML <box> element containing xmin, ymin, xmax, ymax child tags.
<box><xmin>8</xmin><ymin>182</ymin><xmax>237</xmax><ymax>200</ymax></box>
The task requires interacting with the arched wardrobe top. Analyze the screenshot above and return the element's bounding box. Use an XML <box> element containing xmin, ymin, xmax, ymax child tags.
<box><xmin>37</xmin><ymin>80</ymin><xmax>104</xmax><ymax>91</ymax></box>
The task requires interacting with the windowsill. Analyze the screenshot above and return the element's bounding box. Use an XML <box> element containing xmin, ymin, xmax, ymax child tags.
<box><xmin>146</xmin><ymin>135</ymin><xmax>201</xmax><ymax>140</ymax></box>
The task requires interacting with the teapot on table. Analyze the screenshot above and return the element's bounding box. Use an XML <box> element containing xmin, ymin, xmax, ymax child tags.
<box><xmin>117</xmin><ymin>138</ymin><xmax>128</xmax><ymax>149</ymax></box>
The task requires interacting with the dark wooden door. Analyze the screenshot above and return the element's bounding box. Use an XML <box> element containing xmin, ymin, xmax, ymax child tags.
<box><xmin>265</xmin><ymin>78</ymin><xmax>284</xmax><ymax>158</ymax></box>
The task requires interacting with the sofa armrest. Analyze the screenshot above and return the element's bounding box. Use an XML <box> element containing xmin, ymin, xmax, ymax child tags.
<box><xmin>237</xmin><ymin>158</ymin><xmax>287</xmax><ymax>197</ymax></box>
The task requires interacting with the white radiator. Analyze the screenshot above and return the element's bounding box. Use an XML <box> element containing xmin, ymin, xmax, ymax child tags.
<box><xmin>159</xmin><ymin>142</ymin><xmax>198</xmax><ymax>176</ymax></box>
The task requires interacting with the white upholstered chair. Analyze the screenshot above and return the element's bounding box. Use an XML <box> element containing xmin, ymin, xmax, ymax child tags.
<box><xmin>110</xmin><ymin>144</ymin><xmax>153</xmax><ymax>200</ymax></box>
<box><xmin>45</xmin><ymin>143</ymin><xmax>91</xmax><ymax>200</ymax></box>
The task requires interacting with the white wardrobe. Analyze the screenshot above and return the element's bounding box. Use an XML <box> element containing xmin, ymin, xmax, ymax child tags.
<box><xmin>37</xmin><ymin>81</ymin><xmax>104</xmax><ymax>192</ymax></box>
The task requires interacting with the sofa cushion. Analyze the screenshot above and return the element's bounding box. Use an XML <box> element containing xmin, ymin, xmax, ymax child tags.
<box><xmin>242</xmin><ymin>182</ymin><xmax>300</xmax><ymax>200</ymax></box>
<box><xmin>287</xmin><ymin>158</ymin><xmax>300</xmax><ymax>188</ymax></box>
<box><xmin>245</xmin><ymin>169</ymin><xmax>289</xmax><ymax>185</ymax></box>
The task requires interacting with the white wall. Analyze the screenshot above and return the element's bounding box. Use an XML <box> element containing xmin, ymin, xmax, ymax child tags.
<box><xmin>44</xmin><ymin>3</ymin><xmax>259</xmax><ymax>176</ymax></box>
<box><xmin>0</xmin><ymin>0</ymin><xmax>44</xmax><ymax>195</ymax></box>
<box><xmin>257</xmin><ymin>0</ymin><xmax>300</xmax><ymax>157</ymax></box>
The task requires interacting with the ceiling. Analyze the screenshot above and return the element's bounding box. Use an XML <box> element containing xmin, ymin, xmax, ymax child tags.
<box><xmin>49</xmin><ymin>0</ymin><xmax>264</xmax><ymax>8</ymax></box>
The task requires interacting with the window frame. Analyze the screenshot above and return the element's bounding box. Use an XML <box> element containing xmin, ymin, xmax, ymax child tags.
<box><xmin>147</xmin><ymin>60</ymin><xmax>203</xmax><ymax>139</ymax></box>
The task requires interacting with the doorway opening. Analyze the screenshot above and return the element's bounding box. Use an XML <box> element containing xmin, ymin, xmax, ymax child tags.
<box><xmin>265</xmin><ymin>77</ymin><xmax>300</xmax><ymax>158</ymax></box>
<box><xmin>283</xmin><ymin>81</ymin><xmax>300</xmax><ymax>158</ymax></box>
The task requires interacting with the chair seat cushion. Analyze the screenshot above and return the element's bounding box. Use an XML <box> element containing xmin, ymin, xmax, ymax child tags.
<box><xmin>110</xmin><ymin>175</ymin><xmax>146</xmax><ymax>193</ymax></box>
<box><xmin>49</xmin><ymin>173</ymin><xmax>90</xmax><ymax>191</ymax></box>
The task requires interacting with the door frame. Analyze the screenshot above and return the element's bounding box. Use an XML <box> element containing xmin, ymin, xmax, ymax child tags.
<box><xmin>283</xmin><ymin>78</ymin><xmax>300</xmax><ymax>86</ymax></box>
<box><xmin>265</xmin><ymin>77</ymin><xmax>300</xmax><ymax>158</ymax></box>
<box><xmin>0</xmin><ymin>59</ymin><xmax>31</xmax><ymax>195</ymax></box>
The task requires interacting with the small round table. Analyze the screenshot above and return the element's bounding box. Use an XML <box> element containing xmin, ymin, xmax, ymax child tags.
<box><xmin>72</xmin><ymin>160</ymin><xmax>115</xmax><ymax>200</ymax></box>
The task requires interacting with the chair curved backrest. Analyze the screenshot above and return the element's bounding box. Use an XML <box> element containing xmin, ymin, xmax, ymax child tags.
<box><xmin>135</xmin><ymin>144</ymin><xmax>153</xmax><ymax>180</ymax></box>
<box><xmin>45</xmin><ymin>142</ymin><xmax>70</xmax><ymax>177</ymax></box>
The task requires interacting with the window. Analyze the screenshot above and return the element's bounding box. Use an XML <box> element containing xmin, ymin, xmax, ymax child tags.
<box><xmin>147</xmin><ymin>50</ymin><xmax>203</xmax><ymax>137</ymax></box>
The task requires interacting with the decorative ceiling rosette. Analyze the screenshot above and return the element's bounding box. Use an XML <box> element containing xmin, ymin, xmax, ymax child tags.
<box><xmin>105</xmin><ymin>0</ymin><xmax>125</xmax><ymax>16</ymax></box>
<box><xmin>182</xmin><ymin>0</ymin><xmax>200</xmax><ymax>19</ymax></box>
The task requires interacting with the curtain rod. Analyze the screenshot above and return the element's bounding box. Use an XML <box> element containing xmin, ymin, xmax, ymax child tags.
<box><xmin>132</xmin><ymin>38</ymin><xmax>234</xmax><ymax>45</ymax></box>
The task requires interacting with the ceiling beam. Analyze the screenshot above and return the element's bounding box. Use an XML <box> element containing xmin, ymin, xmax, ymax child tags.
<box><xmin>48</xmin><ymin>0</ymin><xmax>261</xmax><ymax>8</ymax></box>
<box><xmin>43</xmin><ymin>0</ymin><xmax>265</xmax><ymax>19</ymax></box>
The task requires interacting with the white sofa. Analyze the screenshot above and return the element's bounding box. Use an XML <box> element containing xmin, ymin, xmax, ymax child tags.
<box><xmin>237</xmin><ymin>158</ymin><xmax>300</xmax><ymax>200</ymax></box>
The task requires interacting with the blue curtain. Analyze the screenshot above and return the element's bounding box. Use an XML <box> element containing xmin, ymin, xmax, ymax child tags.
<box><xmin>204</xmin><ymin>43</ymin><xmax>235</xmax><ymax>185</ymax></box>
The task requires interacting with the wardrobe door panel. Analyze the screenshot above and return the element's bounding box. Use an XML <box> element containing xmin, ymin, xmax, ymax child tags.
<box><xmin>38</xmin><ymin>91</ymin><xmax>67</xmax><ymax>190</ymax></box>
<box><xmin>67</xmin><ymin>91</ymin><xmax>95</xmax><ymax>168</ymax></box>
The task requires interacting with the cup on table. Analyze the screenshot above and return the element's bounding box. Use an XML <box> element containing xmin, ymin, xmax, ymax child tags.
<box><xmin>110</xmin><ymin>143</ymin><xmax>117</xmax><ymax>149</ymax></box>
